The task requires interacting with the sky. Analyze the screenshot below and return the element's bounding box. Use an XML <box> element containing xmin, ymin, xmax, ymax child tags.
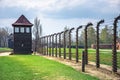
<box><xmin>0</xmin><ymin>0</ymin><xmax>120</xmax><ymax>36</ymax></box>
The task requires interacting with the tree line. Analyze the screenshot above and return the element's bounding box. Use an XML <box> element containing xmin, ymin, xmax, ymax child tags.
<box><xmin>79</xmin><ymin>25</ymin><xmax>113</xmax><ymax>47</ymax></box>
<box><xmin>0</xmin><ymin>27</ymin><xmax>12</xmax><ymax>47</ymax></box>
<box><xmin>62</xmin><ymin>25</ymin><xmax>113</xmax><ymax>48</ymax></box>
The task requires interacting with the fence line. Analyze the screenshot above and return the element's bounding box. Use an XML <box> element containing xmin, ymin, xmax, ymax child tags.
<box><xmin>39</xmin><ymin>15</ymin><xmax>120</xmax><ymax>73</ymax></box>
<box><xmin>96</xmin><ymin>20</ymin><xmax>104</xmax><ymax>68</ymax></box>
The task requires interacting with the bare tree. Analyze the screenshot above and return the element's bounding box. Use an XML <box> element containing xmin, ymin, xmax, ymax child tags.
<box><xmin>61</xmin><ymin>26</ymin><xmax>69</xmax><ymax>47</ymax></box>
<box><xmin>0</xmin><ymin>27</ymin><xmax>9</xmax><ymax>47</ymax></box>
<box><xmin>33</xmin><ymin>17</ymin><xmax>42</xmax><ymax>53</ymax></box>
<box><xmin>5</xmin><ymin>27</ymin><xmax>12</xmax><ymax>34</ymax></box>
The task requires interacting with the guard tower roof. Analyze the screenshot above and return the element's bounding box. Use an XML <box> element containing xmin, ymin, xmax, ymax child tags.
<box><xmin>12</xmin><ymin>15</ymin><xmax>33</xmax><ymax>27</ymax></box>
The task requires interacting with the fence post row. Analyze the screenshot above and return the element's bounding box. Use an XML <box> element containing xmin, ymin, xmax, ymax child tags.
<box><xmin>41</xmin><ymin>36</ymin><xmax>44</xmax><ymax>55</ymax></box>
<box><xmin>69</xmin><ymin>28</ymin><xmax>75</xmax><ymax>60</ymax></box>
<box><xmin>49</xmin><ymin>35</ymin><xmax>50</xmax><ymax>55</ymax></box>
<box><xmin>57</xmin><ymin>33</ymin><xmax>59</xmax><ymax>56</ymax></box>
<box><xmin>46</xmin><ymin>36</ymin><xmax>48</xmax><ymax>55</ymax></box>
<box><xmin>76</xmin><ymin>26</ymin><xmax>82</xmax><ymax>62</ymax></box>
<box><xmin>59</xmin><ymin>31</ymin><xmax>64</xmax><ymax>57</ymax></box>
<box><xmin>44</xmin><ymin>36</ymin><xmax>46</xmax><ymax>55</ymax></box>
<box><xmin>55</xmin><ymin>33</ymin><xmax>59</xmax><ymax>57</ymax></box>
<box><xmin>50</xmin><ymin>35</ymin><xmax>53</xmax><ymax>56</ymax></box>
<box><xmin>112</xmin><ymin>15</ymin><xmax>120</xmax><ymax>72</ymax></box>
<box><xmin>39</xmin><ymin>15</ymin><xmax>120</xmax><ymax>73</ymax></box>
<box><xmin>58</xmin><ymin>32</ymin><xmax>60</xmax><ymax>57</ymax></box>
<box><xmin>52</xmin><ymin>34</ymin><xmax>54</xmax><ymax>56</ymax></box>
<box><xmin>45</xmin><ymin>36</ymin><xmax>47</xmax><ymax>55</ymax></box>
<box><xmin>42</xmin><ymin>37</ymin><xmax>44</xmax><ymax>55</ymax></box>
<box><xmin>41</xmin><ymin>37</ymin><xmax>43</xmax><ymax>54</ymax></box>
<box><xmin>84</xmin><ymin>22</ymin><xmax>93</xmax><ymax>64</ymax></box>
<box><xmin>64</xmin><ymin>30</ymin><xmax>69</xmax><ymax>59</ymax></box>
<box><xmin>57</xmin><ymin>33</ymin><xmax>60</xmax><ymax>57</ymax></box>
<box><xmin>51</xmin><ymin>34</ymin><xmax>53</xmax><ymax>56</ymax></box>
<box><xmin>55</xmin><ymin>33</ymin><xmax>57</xmax><ymax>57</ymax></box>
<box><xmin>82</xmin><ymin>51</ymin><xmax>85</xmax><ymax>72</ymax></box>
<box><xmin>39</xmin><ymin>37</ymin><xmax>41</xmax><ymax>54</ymax></box>
<box><xmin>96</xmin><ymin>20</ymin><xmax>104</xmax><ymax>68</ymax></box>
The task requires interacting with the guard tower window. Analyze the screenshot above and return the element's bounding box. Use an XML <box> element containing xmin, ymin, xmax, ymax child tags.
<box><xmin>15</xmin><ymin>27</ymin><xmax>19</xmax><ymax>33</ymax></box>
<box><xmin>20</xmin><ymin>27</ymin><xmax>24</xmax><ymax>33</ymax></box>
<box><xmin>26</xmin><ymin>27</ymin><xmax>30</xmax><ymax>33</ymax></box>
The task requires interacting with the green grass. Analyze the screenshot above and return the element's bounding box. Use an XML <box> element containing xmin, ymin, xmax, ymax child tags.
<box><xmin>0</xmin><ymin>55</ymin><xmax>98</xmax><ymax>80</ymax></box>
<box><xmin>0</xmin><ymin>47</ymin><xmax>12</xmax><ymax>53</ymax></box>
<box><xmin>48</xmin><ymin>48</ymin><xmax>120</xmax><ymax>68</ymax></box>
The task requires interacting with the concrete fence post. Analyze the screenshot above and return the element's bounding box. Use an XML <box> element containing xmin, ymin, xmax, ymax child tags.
<box><xmin>84</xmin><ymin>23</ymin><xmax>93</xmax><ymax>64</ymax></box>
<box><xmin>69</xmin><ymin>28</ymin><xmax>74</xmax><ymax>60</ymax></box>
<box><xmin>64</xmin><ymin>30</ymin><xmax>69</xmax><ymax>59</ymax></box>
<box><xmin>76</xmin><ymin>26</ymin><xmax>82</xmax><ymax>62</ymax></box>
<box><xmin>96</xmin><ymin>20</ymin><xmax>104</xmax><ymax>68</ymax></box>
<box><xmin>112</xmin><ymin>15</ymin><xmax>120</xmax><ymax>72</ymax></box>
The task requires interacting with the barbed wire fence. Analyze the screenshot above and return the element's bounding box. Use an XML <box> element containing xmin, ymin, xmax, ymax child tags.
<box><xmin>38</xmin><ymin>15</ymin><xmax>120</xmax><ymax>73</ymax></box>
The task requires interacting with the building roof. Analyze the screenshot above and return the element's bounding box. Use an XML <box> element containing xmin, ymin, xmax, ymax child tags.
<box><xmin>12</xmin><ymin>15</ymin><xmax>33</xmax><ymax>27</ymax></box>
<box><xmin>117</xmin><ymin>38</ymin><xmax>120</xmax><ymax>43</ymax></box>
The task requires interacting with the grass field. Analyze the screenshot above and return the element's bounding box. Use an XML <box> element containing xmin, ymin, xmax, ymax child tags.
<box><xmin>0</xmin><ymin>55</ymin><xmax>98</xmax><ymax>80</ymax></box>
<box><xmin>47</xmin><ymin>48</ymin><xmax>120</xmax><ymax>68</ymax></box>
<box><xmin>0</xmin><ymin>47</ymin><xmax>12</xmax><ymax>53</ymax></box>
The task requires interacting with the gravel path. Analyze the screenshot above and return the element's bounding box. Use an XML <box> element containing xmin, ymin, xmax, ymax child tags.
<box><xmin>0</xmin><ymin>52</ymin><xmax>11</xmax><ymax>56</ymax></box>
<box><xmin>41</xmin><ymin>55</ymin><xmax>120</xmax><ymax>80</ymax></box>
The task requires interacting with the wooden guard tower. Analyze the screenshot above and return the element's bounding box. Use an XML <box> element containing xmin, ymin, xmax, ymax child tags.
<box><xmin>12</xmin><ymin>15</ymin><xmax>33</xmax><ymax>54</ymax></box>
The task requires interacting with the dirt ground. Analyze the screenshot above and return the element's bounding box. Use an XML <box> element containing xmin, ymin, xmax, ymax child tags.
<box><xmin>0</xmin><ymin>52</ymin><xmax>120</xmax><ymax>80</ymax></box>
<box><xmin>41</xmin><ymin>55</ymin><xmax>120</xmax><ymax>80</ymax></box>
<box><xmin>0</xmin><ymin>52</ymin><xmax>11</xmax><ymax>56</ymax></box>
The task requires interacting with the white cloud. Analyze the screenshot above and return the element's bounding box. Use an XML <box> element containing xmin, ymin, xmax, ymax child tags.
<box><xmin>0</xmin><ymin>18</ymin><xmax>15</xmax><ymax>27</ymax></box>
<box><xmin>0</xmin><ymin>0</ymin><xmax>87</xmax><ymax>11</ymax></box>
<box><xmin>0</xmin><ymin>0</ymin><xmax>119</xmax><ymax>14</ymax></box>
<box><xmin>0</xmin><ymin>0</ymin><xmax>119</xmax><ymax>15</ymax></box>
<box><xmin>39</xmin><ymin>17</ymin><xmax>98</xmax><ymax>35</ymax></box>
<box><xmin>96</xmin><ymin>0</ymin><xmax>120</xmax><ymax>13</ymax></box>
<box><xmin>0</xmin><ymin>0</ymin><xmax>119</xmax><ymax>35</ymax></box>
<box><xmin>107</xmin><ymin>0</ymin><xmax>120</xmax><ymax>8</ymax></box>
<box><xmin>0</xmin><ymin>0</ymin><xmax>55</xmax><ymax>10</ymax></box>
<box><xmin>49</xmin><ymin>0</ymin><xmax>86</xmax><ymax>10</ymax></box>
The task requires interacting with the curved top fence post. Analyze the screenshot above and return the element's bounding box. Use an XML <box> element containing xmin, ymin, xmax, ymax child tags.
<box><xmin>96</xmin><ymin>20</ymin><xmax>104</xmax><ymax>68</ymax></box>
<box><xmin>59</xmin><ymin>31</ymin><xmax>64</xmax><ymax>57</ymax></box>
<box><xmin>76</xmin><ymin>26</ymin><xmax>82</xmax><ymax>62</ymax></box>
<box><xmin>69</xmin><ymin>28</ymin><xmax>75</xmax><ymax>60</ymax></box>
<box><xmin>84</xmin><ymin>22</ymin><xmax>93</xmax><ymax>64</ymax></box>
<box><xmin>64</xmin><ymin>30</ymin><xmax>69</xmax><ymax>59</ymax></box>
<box><xmin>113</xmin><ymin>15</ymin><xmax>120</xmax><ymax>72</ymax></box>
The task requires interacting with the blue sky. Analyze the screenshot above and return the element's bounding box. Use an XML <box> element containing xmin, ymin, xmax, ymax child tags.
<box><xmin>0</xmin><ymin>0</ymin><xmax>120</xmax><ymax>35</ymax></box>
